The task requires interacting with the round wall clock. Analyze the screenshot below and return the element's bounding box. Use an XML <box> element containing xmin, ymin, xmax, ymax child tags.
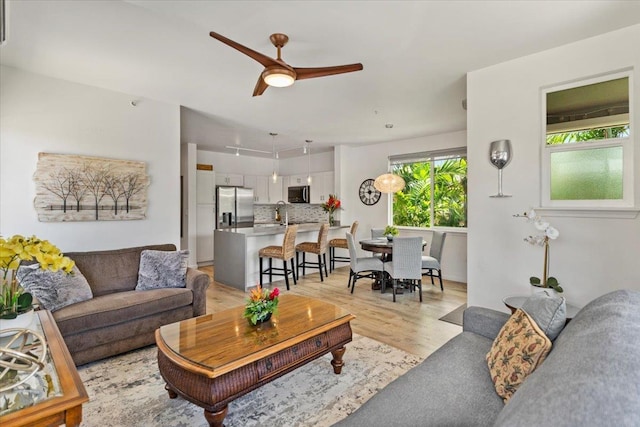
<box><xmin>359</xmin><ymin>178</ymin><xmax>382</xmax><ymax>206</ymax></box>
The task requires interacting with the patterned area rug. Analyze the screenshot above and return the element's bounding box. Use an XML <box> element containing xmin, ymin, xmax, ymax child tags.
<box><xmin>78</xmin><ymin>333</ymin><xmax>421</xmax><ymax>426</ymax></box>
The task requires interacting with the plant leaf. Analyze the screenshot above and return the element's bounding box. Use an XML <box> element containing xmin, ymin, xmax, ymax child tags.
<box><xmin>529</xmin><ymin>277</ymin><xmax>541</xmax><ymax>285</ymax></box>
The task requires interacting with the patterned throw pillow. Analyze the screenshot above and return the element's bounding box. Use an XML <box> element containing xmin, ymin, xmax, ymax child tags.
<box><xmin>486</xmin><ymin>308</ymin><xmax>552</xmax><ymax>402</ymax></box>
<box><xmin>135</xmin><ymin>250</ymin><xmax>189</xmax><ymax>291</ymax></box>
<box><xmin>16</xmin><ymin>264</ymin><xmax>93</xmax><ymax>312</ymax></box>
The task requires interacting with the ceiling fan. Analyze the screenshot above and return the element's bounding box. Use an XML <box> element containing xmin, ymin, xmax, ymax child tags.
<box><xmin>209</xmin><ymin>31</ymin><xmax>363</xmax><ymax>97</ymax></box>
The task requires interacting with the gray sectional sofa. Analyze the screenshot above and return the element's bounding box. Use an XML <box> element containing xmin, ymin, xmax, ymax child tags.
<box><xmin>335</xmin><ymin>289</ymin><xmax>640</xmax><ymax>426</ymax></box>
<box><xmin>53</xmin><ymin>244</ymin><xmax>210</xmax><ymax>366</ymax></box>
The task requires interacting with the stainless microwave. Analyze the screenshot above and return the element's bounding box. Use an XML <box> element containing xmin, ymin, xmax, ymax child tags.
<box><xmin>288</xmin><ymin>185</ymin><xmax>310</xmax><ymax>203</ymax></box>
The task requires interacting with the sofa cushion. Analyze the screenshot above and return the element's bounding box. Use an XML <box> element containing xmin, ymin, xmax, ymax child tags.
<box><xmin>334</xmin><ymin>331</ymin><xmax>505</xmax><ymax>427</ymax></box>
<box><xmin>135</xmin><ymin>250</ymin><xmax>188</xmax><ymax>291</ymax></box>
<box><xmin>53</xmin><ymin>288</ymin><xmax>193</xmax><ymax>336</ymax></box>
<box><xmin>65</xmin><ymin>244</ymin><xmax>176</xmax><ymax>297</ymax></box>
<box><xmin>521</xmin><ymin>290</ymin><xmax>566</xmax><ymax>340</ymax></box>
<box><xmin>486</xmin><ymin>309</ymin><xmax>552</xmax><ymax>402</ymax></box>
<box><xmin>494</xmin><ymin>290</ymin><xmax>640</xmax><ymax>427</ymax></box>
<box><xmin>17</xmin><ymin>264</ymin><xmax>93</xmax><ymax>312</ymax></box>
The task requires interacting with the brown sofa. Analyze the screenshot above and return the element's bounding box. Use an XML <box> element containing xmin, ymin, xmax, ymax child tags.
<box><xmin>53</xmin><ymin>244</ymin><xmax>210</xmax><ymax>365</ymax></box>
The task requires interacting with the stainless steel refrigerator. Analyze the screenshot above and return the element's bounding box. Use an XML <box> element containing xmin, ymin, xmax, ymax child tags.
<box><xmin>216</xmin><ymin>186</ymin><xmax>254</xmax><ymax>228</ymax></box>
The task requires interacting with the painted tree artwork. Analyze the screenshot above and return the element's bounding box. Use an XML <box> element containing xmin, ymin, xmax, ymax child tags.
<box><xmin>34</xmin><ymin>153</ymin><xmax>149</xmax><ymax>222</ymax></box>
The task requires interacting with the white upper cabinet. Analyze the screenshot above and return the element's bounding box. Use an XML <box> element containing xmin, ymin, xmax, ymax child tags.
<box><xmin>244</xmin><ymin>175</ymin><xmax>270</xmax><ymax>203</ymax></box>
<box><xmin>310</xmin><ymin>171</ymin><xmax>335</xmax><ymax>203</ymax></box>
<box><xmin>196</xmin><ymin>168</ymin><xmax>215</xmax><ymax>204</ymax></box>
<box><xmin>216</xmin><ymin>173</ymin><xmax>244</xmax><ymax>187</ymax></box>
<box><xmin>289</xmin><ymin>174</ymin><xmax>308</xmax><ymax>186</ymax></box>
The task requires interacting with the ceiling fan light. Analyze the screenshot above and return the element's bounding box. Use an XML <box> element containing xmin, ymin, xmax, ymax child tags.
<box><xmin>262</xmin><ymin>67</ymin><xmax>296</xmax><ymax>87</ymax></box>
<box><xmin>374</xmin><ymin>173</ymin><xmax>406</xmax><ymax>194</ymax></box>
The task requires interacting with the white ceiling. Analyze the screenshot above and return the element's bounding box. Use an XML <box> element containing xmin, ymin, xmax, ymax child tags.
<box><xmin>2</xmin><ymin>1</ymin><xmax>640</xmax><ymax>158</ymax></box>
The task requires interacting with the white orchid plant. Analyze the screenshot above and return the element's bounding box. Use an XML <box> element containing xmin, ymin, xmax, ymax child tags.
<box><xmin>522</xmin><ymin>209</ymin><xmax>563</xmax><ymax>293</ymax></box>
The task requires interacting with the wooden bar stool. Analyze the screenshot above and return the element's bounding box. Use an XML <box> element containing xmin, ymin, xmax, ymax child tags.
<box><xmin>295</xmin><ymin>223</ymin><xmax>330</xmax><ymax>281</ymax></box>
<box><xmin>329</xmin><ymin>221</ymin><xmax>359</xmax><ymax>272</ymax></box>
<box><xmin>259</xmin><ymin>225</ymin><xmax>298</xmax><ymax>290</ymax></box>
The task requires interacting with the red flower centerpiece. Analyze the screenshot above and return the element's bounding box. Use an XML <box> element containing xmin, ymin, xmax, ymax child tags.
<box><xmin>243</xmin><ymin>285</ymin><xmax>279</xmax><ymax>325</ymax></box>
<box><xmin>321</xmin><ymin>194</ymin><xmax>342</xmax><ymax>225</ymax></box>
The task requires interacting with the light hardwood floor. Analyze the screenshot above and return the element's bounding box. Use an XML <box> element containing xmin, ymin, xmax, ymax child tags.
<box><xmin>200</xmin><ymin>264</ymin><xmax>467</xmax><ymax>360</ymax></box>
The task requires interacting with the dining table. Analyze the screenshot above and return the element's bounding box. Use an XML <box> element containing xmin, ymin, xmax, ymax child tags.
<box><xmin>359</xmin><ymin>237</ymin><xmax>428</xmax><ymax>258</ymax></box>
<box><xmin>359</xmin><ymin>237</ymin><xmax>428</xmax><ymax>291</ymax></box>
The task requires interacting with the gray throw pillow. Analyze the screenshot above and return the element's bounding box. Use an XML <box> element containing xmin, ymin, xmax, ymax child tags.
<box><xmin>521</xmin><ymin>291</ymin><xmax>567</xmax><ymax>340</ymax></box>
<box><xmin>135</xmin><ymin>250</ymin><xmax>189</xmax><ymax>291</ymax></box>
<box><xmin>16</xmin><ymin>264</ymin><xmax>93</xmax><ymax>312</ymax></box>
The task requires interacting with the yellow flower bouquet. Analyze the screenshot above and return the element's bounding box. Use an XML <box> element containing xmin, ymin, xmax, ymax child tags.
<box><xmin>1</xmin><ymin>235</ymin><xmax>75</xmax><ymax>319</ymax></box>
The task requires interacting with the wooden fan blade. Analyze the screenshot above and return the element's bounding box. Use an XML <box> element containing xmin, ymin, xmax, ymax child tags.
<box><xmin>209</xmin><ymin>31</ymin><xmax>280</xmax><ymax>68</ymax></box>
<box><xmin>252</xmin><ymin>74</ymin><xmax>269</xmax><ymax>97</ymax></box>
<box><xmin>294</xmin><ymin>63</ymin><xmax>363</xmax><ymax>81</ymax></box>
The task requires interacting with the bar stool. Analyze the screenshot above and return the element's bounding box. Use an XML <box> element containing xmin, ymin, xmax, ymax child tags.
<box><xmin>259</xmin><ymin>225</ymin><xmax>298</xmax><ymax>290</ymax></box>
<box><xmin>295</xmin><ymin>223</ymin><xmax>330</xmax><ymax>281</ymax></box>
<box><xmin>329</xmin><ymin>221</ymin><xmax>359</xmax><ymax>272</ymax></box>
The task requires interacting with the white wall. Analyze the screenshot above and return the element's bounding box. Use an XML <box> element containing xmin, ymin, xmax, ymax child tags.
<box><xmin>0</xmin><ymin>66</ymin><xmax>181</xmax><ymax>252</ymax></box>
<box><xmin>467</xmin><ymin>24</ymin><xmax>640</xmax><ymax>311</ymax></box>
<box><xmin>181</xmin><ymin>143</ymin><xmax>198</xmax><ymax>267</ymax></box>
<box><xmin>336</xmin><ymin>131</ymin><xmax>468</xmax><ymax>283</ymax></box>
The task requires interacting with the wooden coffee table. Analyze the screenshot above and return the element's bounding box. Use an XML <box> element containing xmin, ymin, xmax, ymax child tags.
<box><xmin>0</xmin><ymin>310</ymin><xmax>89</xmax><ymax>427</ymax></box>
<box><xmin>155</xmin><ymin>294</ymin><xmax>355</xmax><ymax>427</ymax></box>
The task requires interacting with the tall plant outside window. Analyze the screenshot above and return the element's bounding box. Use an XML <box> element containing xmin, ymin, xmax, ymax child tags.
<box><xmin>391</xmin><ymin>149</ymin><xmax>467</xmax><ymax>228</ymax></box>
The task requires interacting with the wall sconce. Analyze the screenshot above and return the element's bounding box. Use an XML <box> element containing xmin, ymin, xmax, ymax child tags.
<box><xmin>489</xmin><ymin>139</ymin><xmax>512</xmax><ymax>197</ymax></box>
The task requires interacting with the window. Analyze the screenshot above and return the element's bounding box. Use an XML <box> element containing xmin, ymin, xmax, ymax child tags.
<box><xmin>542</xmin><ymin>72</ymin><xmax>634</xmax><ymax>208</ymax></box>
<box><xmin>390</xmin><ymin>148</ymin><xmax>467</xmax><ymax>228</ymax></box>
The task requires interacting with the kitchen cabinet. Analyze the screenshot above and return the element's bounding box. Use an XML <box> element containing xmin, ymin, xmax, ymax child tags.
<box><xmin>244</xmin><ymin>175</ymin><xmax>270</xmax><ymax>203</ymax></box>
<box><xmin>216</xmin><ymin>173</ymin><xmax>244</xmax><ymax>187</ymax></box>
<box><xmin>196</xmin><ymin>169</ymin><xmax>215</xmax><ymax>204</ymax></box>
<box><xmin>310</xmin><ymin>171</ymin><xmax>335</xmax><ymax>203</ymax></box>
<box><xmin>268</xmin><ymin>176</ymin><xmax>283</xmax><ymax>203</ymax></box>
<box><xmin>196</xmin><ymin>204</ymin><xmax>215</xmax><ymax>265</ymax></box>
<box><xmin>289</xmin><ymin>174</ymin><xmax>309</xmax><ymax>186</ymax></box>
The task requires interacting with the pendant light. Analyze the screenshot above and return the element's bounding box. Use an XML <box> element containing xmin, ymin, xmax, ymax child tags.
<box><xmin>374</xmin><ymin>172</ymin><xmax>405</xmax><ymax>193</ymax></box>
<box><xmin>270</xmin><ymin>132</ymin><xmax>278</xmax><ymax>183</ymax></box>
<box><xmin>306</xmin><ymin>140</ymin><xmax>312</xmax><ymax>184</ymax></box>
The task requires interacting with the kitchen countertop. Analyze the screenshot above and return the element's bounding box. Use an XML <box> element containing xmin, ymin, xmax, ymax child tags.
<box><xmin>216</xmin><ymin>223</ymin><xmax>348</xmax><ymax>236</ymax></box>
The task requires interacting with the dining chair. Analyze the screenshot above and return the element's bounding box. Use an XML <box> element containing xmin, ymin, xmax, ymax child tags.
<box><xmin>259</xmin><ymin>225</ymin><xmax>298</xmax><ymax>290</ymax></box>
<box><xmin>371</xmin><ymin>228</ymin><xmax>385</xmax><ymax>238</ymax></box>
<box><xmin>295</xmin><ymin>223</ymin><xmax>330</xmax><ymax>281</ymax></box>
<box><xmin>329</xmin><ymin>221</ymin><xmax>359</xmax><ymax>272</ymax></box>
<box><xmin>422</xmin><ymin>231</ymin><xmax>447</xmax><ymax>291</ymax></box>
<box><xmin>383</xmin><ymin>236</ymin><xmax>423</xmax><ymax>302</ymax></box>
<box><xmin>346</xmin><ymin>232</ymin><xmax>384</xmax><ymax>293</ymax></box>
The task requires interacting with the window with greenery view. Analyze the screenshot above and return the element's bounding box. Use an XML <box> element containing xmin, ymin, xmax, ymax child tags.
<box><xmin>542</xmin><ymin>73</ymin><xmax>633</xmax><ymax>207</ymax></box>
<box><xmin>390</xmin><ymin>149</ymin><xmax>467</xmax><ymax>228</ymax></box>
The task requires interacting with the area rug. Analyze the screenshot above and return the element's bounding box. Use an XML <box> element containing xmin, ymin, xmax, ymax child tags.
<box><xmin>77</xmin><ymin>333</ymin><xmax>421</xmax><ymax>426</ymax></box>
<box><xmin>439</xmin><ymin>303</ymin><xmax>467</xmax><ymax>326</ymax></box>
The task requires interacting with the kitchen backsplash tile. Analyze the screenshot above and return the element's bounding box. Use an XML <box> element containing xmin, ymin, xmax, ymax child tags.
<box><xmin>254</xmin><ymin>204</ymin><xmax>334</xmax><ymax>224</ymax></box>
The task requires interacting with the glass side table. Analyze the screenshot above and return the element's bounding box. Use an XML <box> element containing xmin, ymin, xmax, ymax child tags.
<box><xmin>0</xmin><ymin>310</ymin><xmax>88</xmax><ymax>427</ymax></box>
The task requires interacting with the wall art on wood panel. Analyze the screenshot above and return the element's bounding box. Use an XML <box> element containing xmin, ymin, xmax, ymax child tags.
<box><xmin>34</xmin><ymin>153</ymin><xmax>149</xmax><ymax>222</ymax></box>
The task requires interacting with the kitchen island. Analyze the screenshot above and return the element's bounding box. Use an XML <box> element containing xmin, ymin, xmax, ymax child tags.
<box><xmin>214</xmin><ymin>223</ymin><xmax>349</xmax><ymax>291</ymax></box>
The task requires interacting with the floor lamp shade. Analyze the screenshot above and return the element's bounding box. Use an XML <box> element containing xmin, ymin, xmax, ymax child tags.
<box><xmin>374</xmin><ymin>173</ymin><xmax>405</xmax><ymax>193</ymax></box>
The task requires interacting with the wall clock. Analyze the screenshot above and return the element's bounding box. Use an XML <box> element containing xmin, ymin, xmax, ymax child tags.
<box><xmin>359</xmin><ymin>179</ymin><xmax>381</xmax><ymax>206</ymax></box>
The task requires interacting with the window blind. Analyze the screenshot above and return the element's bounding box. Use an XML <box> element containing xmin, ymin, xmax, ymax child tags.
<box><xmin>389</xmin><ymin>147</ymin><xmax>466</xmax><ymax>165</ymax></box>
